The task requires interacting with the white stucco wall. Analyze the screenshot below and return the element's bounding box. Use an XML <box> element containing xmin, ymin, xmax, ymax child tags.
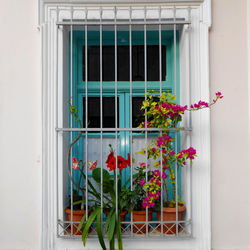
<box><xmin>0</xmin><ymin>0</ymin><xmax>250</xmax><ymax>250</ymax></box>
<box><xmin>0</xmin><ymin>0</ymin><xmax>41</xmax><ymax>249</ymax></box>
<box><xmin>210</xmin><ymin>0</ymin><xmax>250</xmax><ymax>249</ymax></box>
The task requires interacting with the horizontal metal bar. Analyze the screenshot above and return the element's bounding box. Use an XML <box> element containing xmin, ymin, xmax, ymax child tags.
<box><xmin>56</xmin><ymin>127</ymin><xmax>192</xmax><ymax>132</ymax></box>
<box><xmin>44</xmin><ymin>0</ymin><xmax>203</xmax><ymax>3</ymax></box>
<box><xmin>61</xmin><ymin>219</ymin><xmax>190</xmax><ymax>224</ymax></box>
<box><xmin>56</xmin><ymin>20</ymin><xmax>190</xmax><ymax>26</ymax></box>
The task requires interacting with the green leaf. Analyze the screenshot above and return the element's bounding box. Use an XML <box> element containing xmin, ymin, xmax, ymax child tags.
<box><xmin>108</xmin><ymin>212</ymin><xmax>116</xmax><ymax>242</ymax></box>
<box><xmin>96</xmin><ymin>210</ymin><xmax>107</xmax><ymax>250</ymax></box>
<box><xmin>72</xmin><ymin>199</ymin><xmax>84</xmax><ymax>206</ymax></box>
<box><xmin>117</xmin><ymin>215</ymin><xmax>123</xmax><ymax>250</ymax></box>
<box><xmin>81</xmin><ymin>208</ymin><xmax>99</xmax><ymax>246</ymax></box>
<box><xmin>76</xmin><ymin>213</ymin><xmax>86</xmax><ymax>234</ymax></box>
<box><xmin>105</xmin><ymin>207</ymin><xmax>115</xmax><ymax>232</ymax></box>
<box><xmin>136</xmin><ymin>150</ymin><xmax>145</xmax><ymax>155</ymax></box>
<box><xmin>92</xmin><ymin>168</ymin><xmax>110</xmax><ymax>184</ymax></box>
<box><xmin>109</xmin><ymin>234</ymin><xmax>115</xmax><ymax>250</ymax></box>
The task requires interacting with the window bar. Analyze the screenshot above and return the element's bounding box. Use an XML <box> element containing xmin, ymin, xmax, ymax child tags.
<box><xmin>57</xmin><ymin>127</ymin><xmax>191</xmax><ymax>132</ymax></box>
<box><xmin>85</xmin><ymin>8</ymin><xmax>89</xmax><ymax>221</ymax></box>
<box><xmin>144</xmin><ymin>6</ymin><xmax>149</xmax><ymax>237</ymax></box>
<box><xmin>129</xmin><ymin>6</ymin><xmax>133</xmax><ymax>237</ymax></box>
<box><xmin>55</xmin><ymin>6</ymin><xmax>59</xmax><ymax>236</ymax></box>
<box><xmin>70</xmin><ymin>6</ymin><xmax>73</xmax><ymax>235</ymax></box>
<box><xmin>99</xmin><ymin>7</ymin><xmax>104</xmax><ymax>228</ymax></box>
<box><xmin>173</xmin><ymin>6</ymin><xmax>179</xmax><ymax>236</ymax></box>
<box><xmin>57</xmin><ymin>20</ymin><xmax>190</xmax><ymax>26</ymax></box>
<box><xmin>188</xmin><ymin>6</ymin><xmax>193</xmax><ymax>236</ymax></box>
<box><xmin>159</xmin><ymin>5</ymin><xmax>163</xmax><ymax>237</ymax></box>
<box><xmin>114</xmin><ymin>6</ymin><xmax>118</xmax><ymax>223</ymax></box>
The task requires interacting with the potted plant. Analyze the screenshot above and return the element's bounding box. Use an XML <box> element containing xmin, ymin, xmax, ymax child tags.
<box><xmin>66</xmin><ymin>102</ymin><xmax>107</xmax><ymax>235</ymax></box>
<box><xmin>78</xmin><ymin>144</ymin><xmax>131</xmax><ymax>250</ymax></box>
<box><xmin>137</xmin><ymin>91</ymin><xmax>223</xmax><ymax>234</ymax></box>
<box><xmin>121</xmin><ymin>162</ymin><xmax>155</xmax><ymax>234</ymax></box>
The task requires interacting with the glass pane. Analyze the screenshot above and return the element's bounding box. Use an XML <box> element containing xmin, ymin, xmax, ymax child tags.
<box><xmin>82</xmin><ymin>45</ymin><xmax>166</xmax><ymax>81</ymax></box>
<box><xmin>82</xmin><ymin>97</ymin><xmax>119</xmax><ymax>128</ymax></box>
<box><xmin>132</xmin><ymin>97</ymin><xmax>145</xmax><ymax>128</ymax></box>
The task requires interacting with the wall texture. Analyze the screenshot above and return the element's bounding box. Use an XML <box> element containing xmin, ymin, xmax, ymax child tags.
<box><xmin>0</xmin><ymin>0</ymin><xmax>41</xmax><ymax>249</ymax></box>
<box><xmin>210</xmin><ymin>0</ymin><xmax>250</xmax><ymax>249</ymax></box>
<box><xmin>0</xmin><ymin>0</ymin><xmax>250</xmax><ymax>249</ymax></box>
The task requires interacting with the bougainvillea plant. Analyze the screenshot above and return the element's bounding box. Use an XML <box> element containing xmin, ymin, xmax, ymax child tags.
<box><xmin>137</xmin><ymin>91</ymin><xmax>223</xmax><ymax>208</ymax></box>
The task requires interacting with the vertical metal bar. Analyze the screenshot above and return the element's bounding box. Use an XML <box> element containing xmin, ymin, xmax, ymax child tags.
<box><xmin>70</xmin><ymin>6</ymin><xmax>73</xmax><ymax>234</ymax></box>
<box><xmin>188</xmin><ymin>6</ymin><xmax>193</xmax><ymax>237</ymax></box>
<box><xmin>129</xmin><ymin>6</ymin><xmax>133</xmax><ymax>237</ymax></box>
<box><xmin>55</xmin><ymin>6</ymin><xmax>59</xmax><ymax>236</ymax></box>
<box><xmin>144</xmin><ymin>6</ymin><xmax>148</xmax><ymax>236</ymax></box>
<box><xmin>114</xmin><ymin>6</ymin><xmax>118</xmax><ymax>221</ymax></box>
<box><xmin>85</xmin><ymin>8</ymin><xmax>89</xmax><ymax>220</ymax></box>
<box><xmin>100</xmin><ymin>7</ymin><xmax>104</xmax><ymax>227</ymax></box>
<box><xmin>159</xmin><ymin>5</ymin><xmax>163</xmax><ymax>237</ymax></box>
<box><xmin>173</xmin><ymin>5</ymin><xmax>179</xmax><ymax>236</ymax></box>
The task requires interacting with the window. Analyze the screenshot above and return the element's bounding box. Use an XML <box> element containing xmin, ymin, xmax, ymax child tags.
<box><xmin>41</xmin><ymin>3</ymin><xmax>212</xmax><ymax>250</ymax></box>
<box><xmin>65</xmin><ymin>18</ymin><xmax>187</xmax><ymax>237</ymax></box>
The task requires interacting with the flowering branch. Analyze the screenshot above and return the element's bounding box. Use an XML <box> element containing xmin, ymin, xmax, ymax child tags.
<box><xmin>137</xmin><ymin>91</ymin><xmax>223</xmax><ymax>208</ymax></box>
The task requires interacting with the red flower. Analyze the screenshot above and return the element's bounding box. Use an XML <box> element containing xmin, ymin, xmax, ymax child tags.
<box><xmin>106</xmin><ymin>152</ymin><xmax>131</xmax><ymax>171</ymax></box>
<box><xmin>106</xmin><ymin>152</ymin><xmax>116</xmax><ymax>171</ymax></box>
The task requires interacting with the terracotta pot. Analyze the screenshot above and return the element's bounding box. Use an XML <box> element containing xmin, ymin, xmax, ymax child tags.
<box><xmin>65</xmin><ymin>208</ymin><xmax>91</xmax><ymax>235</ymax></box>
<box><xmin>132</xmin><ymin>210</ymin><xmax>153</xmax><ymax>234</ymax></box>
<box><xmin>156</xmin><ymin>205</ymin><xmax>186</xmax><ymax>234</ymax></box>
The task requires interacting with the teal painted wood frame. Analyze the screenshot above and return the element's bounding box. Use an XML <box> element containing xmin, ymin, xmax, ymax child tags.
<box><xmin>69</xmin><ymin>29</ymin><xmax>181</xmax><ymax>200</ymax></box>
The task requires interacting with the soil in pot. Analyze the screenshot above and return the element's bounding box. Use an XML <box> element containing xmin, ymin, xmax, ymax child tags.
<box><xmin>65</xmin><ymin>207</ymin><xmax>91</xmax><ymax>235</ymax></box>
<box><xmin>156</xmin><ymin>205</ymin><xmax>186</xmax><ymax>234</ymax></box>
<box><xmin>132</xmin><ymin>210</ymin><xmax>153</xmax><ymax>234</ymax></box>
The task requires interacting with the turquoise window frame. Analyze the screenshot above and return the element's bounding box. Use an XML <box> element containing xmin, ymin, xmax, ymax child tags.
<box><xmin>69</xmin><ymin>29</ymin><xmax>181</xmax><ymax>200</ymax></box>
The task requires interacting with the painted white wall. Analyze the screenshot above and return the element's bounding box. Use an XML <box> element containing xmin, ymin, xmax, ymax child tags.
<box><xmin>210</xmin><ymin>0</ymin><xmax>250</xmax><ymax>249</ymax></box>
<box><xmin>0</xmin><ymin>0</ymin><xmax>250</xmax><ymax>249</ymax></box>
<box><xmin>0</xmin><ymin>0</ymin><xmax>41</xmax><ymax>250</ymax></box>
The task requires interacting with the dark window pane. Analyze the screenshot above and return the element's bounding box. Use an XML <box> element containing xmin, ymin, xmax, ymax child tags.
<box><xmin>132</xmin><ymin>97</ymin><xmax>145</xmax><ymax>128</ymax></box>
<box><xmin>83</xmin><ymin>97</ymin><xmax>119</xmax><ymax>129</ymax></box>
<box><xmin>82</xmin><ymin>45</ymin><xmax>166</xmax><ymax>81</ymax></box>
<box><xmin>132</xmin><ymin>97</ymin><xmax>158</xmax><ymax>128</ymax></box>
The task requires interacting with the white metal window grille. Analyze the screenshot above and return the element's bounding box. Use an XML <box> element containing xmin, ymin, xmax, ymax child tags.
<box><xmin>41</xmin><ymin>2</ymin><xmax>212</xmax><ymax>248</ymax></box>
<box><xmin>54</xmin><ymin>5</ymin><xmax>194</xmax><ymax>239</ymax></box>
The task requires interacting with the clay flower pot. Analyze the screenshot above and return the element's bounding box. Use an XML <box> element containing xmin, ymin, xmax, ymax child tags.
<box><xmin>156</xmin><ymin>205</ymin><xmax>186</xmax><ymax>234</ymax></box>
<box><xmin>132</xmin><ymin>210</ymin><xmax>153</xmax><ymax>234</ymax></box>
<box><xmin>65</xmin><ymin>208</ymin><xmax>90</xmax><ymax>235</ymax></box>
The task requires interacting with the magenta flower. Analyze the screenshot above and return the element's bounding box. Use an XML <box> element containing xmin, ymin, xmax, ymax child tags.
<box><xmin>139</xmin><ymin>179</ymin><xmax>145</xmax><ymax>186</ymax></box>
<box><xmin>170</xmin><ymin>150</ymin><xmax>175</xmax><ymax>155</ymax></box>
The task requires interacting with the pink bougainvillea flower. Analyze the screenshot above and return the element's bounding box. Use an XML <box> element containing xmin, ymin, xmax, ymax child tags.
<box><xmin>162</xmin><ymin>172</ymin><xmax>167</xmax><ymax>179</ymax></box>
<box><xmin>139</xmin><ymin>179</ymin><xmax>145</xmax><ymax>186</ymax></box>
<box><xmin>170</xmin><ymin>150</ymin><xmax>175</xmax><ymax>156</ymax></box>
<box><xmin>142</xmin><ymin>121</ymin><xmax>151</xmax><ymax>128</ymax></box>
<box><xmin>88</xmin><ymin>160</ymin><xmax>97</xmax><ymax>170</ymax></box>
<box><xmin>216</xmin><ymin>91</ymin><xmax>224</xmax><ymax>99</ymax></box>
